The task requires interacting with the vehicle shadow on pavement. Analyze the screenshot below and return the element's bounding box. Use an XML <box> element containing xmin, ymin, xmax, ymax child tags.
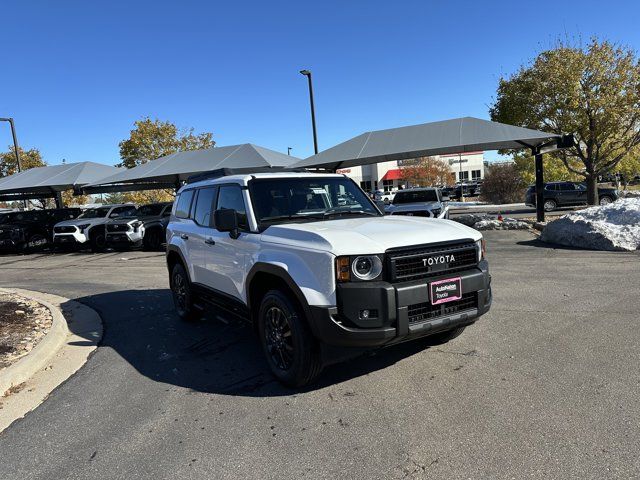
<box><xmin>64</xmin><ymin>289</ymin><xmax>432</xmax><ymax>396</ymax></box>
<box><xmin>516</xmin><ymin>238</ymin><xmax>590</xmax><ymax>250</ymax></box>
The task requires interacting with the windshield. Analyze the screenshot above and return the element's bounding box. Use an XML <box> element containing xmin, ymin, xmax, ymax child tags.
<box><xmin>250</xmin><ymin>177</ymin><xmax>379</xmax><ymax>225</ymax></box>
<box><xmin>393</xmin><ymin>190</ymin><xmax>439</xmax><ymax>204</ymax></box>
<box><xmin>133</xmin><ymin>204</ymin><xmax>165</xmax><ymax>217</ymax></box>
<box><xmin>79</xmin><ymin>207</ymin><xmax>110</xmax><ymax>219</ymax></box>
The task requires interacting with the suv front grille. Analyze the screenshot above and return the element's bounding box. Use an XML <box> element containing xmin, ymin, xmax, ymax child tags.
<box><xmin>386</xmin><ymin>242</ymin><xmax>478</xmax><ymax>282</ymax></box>
<box><xmin>408</xmin><ymin>292</ymin><xmax>477</xmax><ymax>324</ymax></box>
<box><xmin>392</xmin><ymin>210</ymin><xmax>431</xmax><ymax>217</ymax></box>
<box><xmin>54</xmin><ymin>225</ymin><xmax>76</xmax><ymax>233</ymax></box>
<box><xmin>106</xmin><ymin>223</ymin><xmax>130</xmax><ymax>232</ymax></box>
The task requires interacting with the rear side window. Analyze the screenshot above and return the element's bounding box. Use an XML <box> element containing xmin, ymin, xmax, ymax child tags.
<box><xmin>193</xmin><ymin>187</ymin><xmax>217</xmax><ymax>226</ymax></box>
<box><xmin>217</xmin><ymin>185</ymin><xmax>248</xmax><ymax>229</ymax></box>
<box><xmin>175</xmin><ymin>190</ymin><xmax>195</xmax><ymax>219</ymax></box>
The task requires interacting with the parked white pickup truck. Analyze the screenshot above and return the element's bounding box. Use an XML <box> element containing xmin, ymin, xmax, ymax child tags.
<box><xmin>166</xmin><ymin>170</ymin><xmax>491</xmax><ymax>386</ymax></box>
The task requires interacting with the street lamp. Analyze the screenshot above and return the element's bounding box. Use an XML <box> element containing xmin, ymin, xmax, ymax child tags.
<box><xmin>299</xmin><ymin>69</ymin><xmax>319</xmax><ymax>155</ymax></box>
<box><xmin>0</xmin><ymin>117</ymin><xmax>23</xmax><ymax>173</ymax></box>
<box><xmin>287</xmin><ymin>147</ymin><xmax>292</xmax><ymax>156</ymax></box>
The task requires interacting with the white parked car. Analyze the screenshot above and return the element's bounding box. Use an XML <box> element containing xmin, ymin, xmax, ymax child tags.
<box><xmin>53</xmin><ymin>204</ymin><xmax>137</xmax><ymax>251</ymax></box>
<box><xmin>373</xmin><ymin>189</ymin><xmax>397</xmax><ymax>204</ymax></box>
<box><xmin>384</xmin><ymin>187</ymin><xmax>450</xmax><ymax>219</ymax></box>
<box><xmin>166</xmin><ymin>171</ymin><xmax>491</xmax><ymax>386</ymax></box>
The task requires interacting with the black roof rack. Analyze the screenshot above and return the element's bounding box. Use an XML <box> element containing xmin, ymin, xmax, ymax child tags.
<box><xmin>186</xmin><ymin>167</ymin><xmax>324</xmax><ymax>184</ymax></box>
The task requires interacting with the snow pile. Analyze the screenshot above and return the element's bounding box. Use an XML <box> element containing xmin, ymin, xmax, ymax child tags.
<box><xmin>540</xmin><ymin>198</ymin><xmax>640</xmax><ymax>251</ymax></box>
<box><xmin>453</xmin><ymin>214</ymin><xmax>530</xmax><ymax>231</ymax></box>
<box><xmin>473</xmin><ymin>218</ymin><xmax>530</xmax><ymax>231</ymax></box>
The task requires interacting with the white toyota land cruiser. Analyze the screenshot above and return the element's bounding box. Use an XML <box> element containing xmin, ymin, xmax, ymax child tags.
<box><xmin>166</xmin><ymin>170</ymin><xmax>491</xmax><ymax>387</ymax></box>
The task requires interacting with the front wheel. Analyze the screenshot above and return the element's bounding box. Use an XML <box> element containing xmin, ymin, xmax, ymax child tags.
<box><xmin>143</xmin><ymin>229</ymin><xmax>162</xmax><ymax>251</ymax></box>
<box><xmin>90</xmin><ymin>229</ymin><xmax>107</xmax><ymax>252</ymax></box>
<box><xmin>599</xmin><ymin>196</ymin><xmax>613</xmax><ymax>206</ymax></box>
<box><xmin>543</xmin><ymin>199</ymin><xmax>557</xmax><ymax>212</ymax></box>
<box><xmin>170</xmin><ymin>263</ymin><xmax>198</xmax><ymax>322</ymax></box>
<box><xmin>258</xmin><ymin>290</ymin><xmax>322</xmax><ymax>387</ymax></box>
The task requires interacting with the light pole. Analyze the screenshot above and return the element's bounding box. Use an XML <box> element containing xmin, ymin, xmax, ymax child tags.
<box><xmin>299</xmin><ymin>70</ymin><xmax>318</xmax><ymax>155</ymax></box>
<box><xmin>0</xmin><ymin>117</ymin><xmax>23</xmax><ymax>173</ymax></box>
<box><xmin>287</xmin><ymin>147</ymin><xmax>292</xmax><ymax>156</ymax></box>
<box><xmin>0</xmin><ymin>117</ymin><xmax>27</xmax><ymax>208</ymax></box>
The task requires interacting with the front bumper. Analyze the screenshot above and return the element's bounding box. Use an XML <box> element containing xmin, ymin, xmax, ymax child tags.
<box><xmin>106</xmin><ymin>230</ymin><xmax>144</xmax><ymax>245</ymax></box>
<box><xmin>53</xmin><ymin>232</ymin><xmax>87</xmax><ymax>245</ymax></box>
<box><xmin>308</xmin><ymin>260</ymin><xmax>491</xmax><ymax>347</ymax></box>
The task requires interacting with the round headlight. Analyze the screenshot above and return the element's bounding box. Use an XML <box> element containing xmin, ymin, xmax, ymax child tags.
<box><xmin>351</xmin><ymin>255</ymin><xmax>382</xmax><ymax>280</ymax></box>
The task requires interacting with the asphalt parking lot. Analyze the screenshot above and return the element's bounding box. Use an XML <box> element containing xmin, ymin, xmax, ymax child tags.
<box><xmin>0</xmin><ymin>230</ymin><xmax>639</xmax><ymax>479</ymax></box>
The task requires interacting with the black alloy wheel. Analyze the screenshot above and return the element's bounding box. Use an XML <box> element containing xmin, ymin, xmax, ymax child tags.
<box><xmin>171</xmin><ymin>263</ymin><xmax>197</xmax><ymax>321</ymax></box>
<box><xmin>258</xmin><ymin>290</ymin><xmax>322</xmax><ymax>387</ymax></box>
<box><xmin>264</xmin><ymin>305</ymin><xmax>294</xmax><ymax>371</ymax></box>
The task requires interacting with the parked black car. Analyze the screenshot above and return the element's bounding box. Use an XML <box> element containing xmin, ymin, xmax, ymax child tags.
<box><xmin>525</xmin><ymin>182</ymin><xmax>619</xmax><ymax>211</ymax></box>
<box><xmin>105</xmin><ymin>202</ymin><xmax>173</xmax><ymax>250</ymax></box>
<box><xmin>0</xmin><ymin>208</ymin><xmax>82</xmax><ymax>253</ymax></box>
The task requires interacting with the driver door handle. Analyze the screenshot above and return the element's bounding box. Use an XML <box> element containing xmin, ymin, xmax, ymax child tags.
<box><xmin>204</xmin><ymin>238</ymin><xmax>216</xmax><ymax>245</ymax></box>
<box><xmin>180</xmin><ymin>233</ymin><xmax>189</xmax><ymax>240</ymax></box>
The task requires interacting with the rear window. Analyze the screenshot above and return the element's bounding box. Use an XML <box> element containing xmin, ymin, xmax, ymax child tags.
<box><xmin>392</xmin><ymin>190</ymin><xmax>439</xmax><ymax>204</ymax></box>
<box><xmin>175</xmin><ymin>190</ymin><xmax>195</xmax><ymax>219</ymax></box>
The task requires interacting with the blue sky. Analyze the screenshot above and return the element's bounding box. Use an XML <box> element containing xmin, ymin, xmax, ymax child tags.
<box><xmin>1</xmin><ymin>0</ymin><xmax>639</xmax><ymax>166</ymax></box>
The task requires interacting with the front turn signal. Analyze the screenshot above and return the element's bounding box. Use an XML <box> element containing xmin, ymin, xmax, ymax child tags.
<box><xmin>336</xmin><ymin>256</ymin><xmax>351</xmax><ymax>282</ymax></box>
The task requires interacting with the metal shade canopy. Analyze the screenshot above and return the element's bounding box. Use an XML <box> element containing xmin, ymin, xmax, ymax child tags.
<box><xmin>292</xmin><ymin>116</ymin><xmax>566</xmax><ymax>170</ymax></box>
<box><xmin>0</xmin><ymin>161</ymin><xmax>121</xmax><ymax>201</ymax></box>
<box><xmin>81</xmin><ymin>143</ymin><xmax>300</xmax><ymax>194</ymax></box>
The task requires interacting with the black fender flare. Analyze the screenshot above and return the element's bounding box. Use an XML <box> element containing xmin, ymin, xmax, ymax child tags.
<box><xmin>166</xmin><ymin>244</ymin><xmax>190</xmax><ymax>278</ymax></box>
<box><xmin>246</xmin><ymin>262</ymin><xmax>313</xmax><ymax>324</ymax></box>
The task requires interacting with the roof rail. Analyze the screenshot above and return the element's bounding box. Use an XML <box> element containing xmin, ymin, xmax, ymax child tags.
<box><xmin>186</xmin><ymin>167</ymin><xmax>312</xmax><ymax>184</ymax></box>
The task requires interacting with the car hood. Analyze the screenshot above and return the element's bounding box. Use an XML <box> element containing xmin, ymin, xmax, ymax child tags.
<box><xmin>107</xmin><ymin>215</ymin><xmax>159</xmax><ymax>225</ymax></box>
<box><xmin>55</xmin><ymin>217</ymin><xmax>107</xmax><ymax>227</ymax></box>
<box><xmin>260</xmin><ymin>216</ymin><xmax>480</xmax><ymax>255</ymax></box>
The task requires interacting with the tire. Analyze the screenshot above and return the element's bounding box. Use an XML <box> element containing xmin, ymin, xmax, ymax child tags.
<box><xmin>89</xmin><ymin>228</ymin><xmax>107</xmax><ymax>252</ymax></box>
<box><xmin>422</xmin><ymin>326</ymin><xmax>467</xmax><ymax>347</ymax></box>
<box><xmin>543</xmin><ymin>199</ymin><xmax>557</xmax><ymax>212</ymax></box>
<box><xmin>599</xmin><ymin>196</ymin><xmax>613</xmax><ymax>206</ymax></box>
<box><xmin>257</xmin><ymin>290</ymin><xmax>322</xmax><ymax>387</ymax></box>
<box><xmin>170</xmin><ymin>263</ymin><xmax>199</xmax><ymax>322</ymax></box>
<box><xmin>143</xmin><ymin>229</ymin><xmax>162</xmax><ymax>251</ymax></box>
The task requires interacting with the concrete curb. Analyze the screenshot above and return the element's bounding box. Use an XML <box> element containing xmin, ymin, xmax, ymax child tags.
<box><xmin>0</xmin><ymin>288</ymin><xmax>68</xmax><ymax>396</ymax></box>
<box><xmin>0</xmin><ymin>288</ymin><xmax>103</xmax><ymax>432</ymax></box>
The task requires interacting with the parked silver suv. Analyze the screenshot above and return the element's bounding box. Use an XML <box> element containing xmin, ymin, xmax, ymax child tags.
<box><xmin>384</xmin><ymin>187</ymin><xmax>450</xmax><ymax>218</ymax></box>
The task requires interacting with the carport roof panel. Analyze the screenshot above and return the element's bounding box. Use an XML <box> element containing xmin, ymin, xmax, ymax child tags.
<box><xmin>292</xmin><ymin>117</ymin><xmax>562</xmax><ymax>169</ymax></box>
<box><xmin>85</xmin><ymin>143</ymin><xmax>300</xmax><ymax>187</ymax></box>
<box><xmin>0</xmin><ymin>161</ymin><xmax>121</xmax><ymax>195</ymax></box>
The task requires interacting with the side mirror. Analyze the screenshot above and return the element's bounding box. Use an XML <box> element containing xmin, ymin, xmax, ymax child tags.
<box><xmin>214</xmin><ymin>208</ymin><xmax>240</xmax><ymax>239</ymax></box>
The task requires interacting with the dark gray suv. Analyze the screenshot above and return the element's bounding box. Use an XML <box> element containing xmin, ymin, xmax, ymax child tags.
<box><xmin>525</xmin><ymin>182</ymin><xmax>618</xmax><ymax>211</ymax></box>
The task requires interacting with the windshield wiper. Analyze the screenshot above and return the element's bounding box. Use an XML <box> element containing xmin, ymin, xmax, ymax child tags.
<box><xmin>322</xmin><ymin>210</ymin><xmax>379</xmax><ymax>218</ymax></box>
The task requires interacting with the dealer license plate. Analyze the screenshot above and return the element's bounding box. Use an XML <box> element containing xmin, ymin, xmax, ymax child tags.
<box><xmin>430</xmin><ymin>277</ymin><xmax>462</xmax><ymax>305</ymax></box>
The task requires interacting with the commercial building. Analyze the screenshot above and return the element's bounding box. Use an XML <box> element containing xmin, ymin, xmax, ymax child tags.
<box><xmin>337</xmin><ymin>152</ymin><xmax>485</xmax><ymax>192</ymax></box>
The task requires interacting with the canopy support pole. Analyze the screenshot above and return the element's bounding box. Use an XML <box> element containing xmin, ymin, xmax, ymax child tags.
<box><xmin>54</xmin><ymin>191</ymin><xmax>64</xmax><ymax>209</ymax></box>
<box><xmin>533</xmin><ymin>147</ymin><xmax>545</xmax><ymax>222</ymax></box>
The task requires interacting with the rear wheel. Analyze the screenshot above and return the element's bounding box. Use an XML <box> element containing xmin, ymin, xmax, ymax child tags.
<box><xmin>543</xmin><ymin>199</ymin><xmax>557</xmax><ymax>212</ymax></box>
<box><xmin>258</xmin><ymin>290</ymin><xmax>322</xmax><ymax>387</ymax></box>
<box><xmin>143</xmin><ymin>229</ymin><xmax>162</xmax><ymax>251</ymax></box>
<box><xmin>170</xmin><ymin>263</ymin><xmax>198</xmax><ymax>322</ymax></box>
<box><xmin>599</xmin><ymin>196</ymin><xmax>613</xmax><ymax>206</ymax></box>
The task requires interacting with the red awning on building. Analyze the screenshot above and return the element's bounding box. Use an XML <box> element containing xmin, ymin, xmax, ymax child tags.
<box><xmin>381</xmin><ymin>169</ymin><xmax>402</xmax><ymax>181</ymax></box>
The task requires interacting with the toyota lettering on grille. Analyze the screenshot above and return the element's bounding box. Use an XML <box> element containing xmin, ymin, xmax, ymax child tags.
<box><xmin>422</xmin><ymin>254</ymin><xmax>455</xmax><ymax>267</ymax></box>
